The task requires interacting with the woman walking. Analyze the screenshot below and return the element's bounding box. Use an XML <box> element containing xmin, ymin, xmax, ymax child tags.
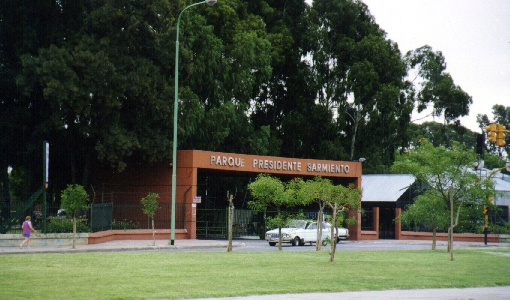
<box><xmin>20</xmin><ymin>216</ymin><xmax>37</xmax><ymax>248</ymax></box>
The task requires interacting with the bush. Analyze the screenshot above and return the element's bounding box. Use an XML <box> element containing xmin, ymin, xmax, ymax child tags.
<box><xmin>46</xmin><ymin>217</ymin><xmax>90</xmax><ymax>233</ymax></box>
<box><xmin>490</xmin><ymin>223</ymin><xmax>510</xmax><ymax>234</ymax></box>
<box><xmin>111</xmin><ymin>220</ymin><xmax>140</xmax><ymax>230</ymax></box>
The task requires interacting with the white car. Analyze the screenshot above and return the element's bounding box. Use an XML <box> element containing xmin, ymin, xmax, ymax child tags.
<box><xmin>265</xmin><ymin>220</ymin><xmax>349</xmax><ymax>246</ymax></box>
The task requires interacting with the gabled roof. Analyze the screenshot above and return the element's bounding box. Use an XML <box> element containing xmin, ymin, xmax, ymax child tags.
<box><xmin>494</xmin><ymin>177</ymin><xmax>510</xmax><ymax>192</ymax></box>
<box><xmin>362</xmin><ymin>174</ymin><xmax>415</xmax><ymax>202</ymax></box>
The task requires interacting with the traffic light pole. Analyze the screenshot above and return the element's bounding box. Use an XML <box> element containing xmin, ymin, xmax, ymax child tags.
<box><xmin>483</xmin><ymin>124</ymin><xmax>509</xmax><ymax>245</ymax></box>
<box><xmin>484</xmin><ymin>166</ymin><xmax>507</xmax><ymax>245</ymax></box>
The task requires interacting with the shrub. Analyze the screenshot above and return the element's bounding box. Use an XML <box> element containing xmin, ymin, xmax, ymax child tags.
<box><xmin>111</xmin><ymin>220</ymin><xmax>140</xmax><ymax>230</ymax></box>
<box><xmin>490</xmin><ymin>223</ymin><xmax>510</xmax><ymax>234</ymax></box>
<box><xmin>46</xmin><ymin>217</ymin><xmax>90</xmax><ymax>233</ymax></box>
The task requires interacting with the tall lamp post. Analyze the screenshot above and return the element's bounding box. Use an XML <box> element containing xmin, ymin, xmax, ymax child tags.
<box><xmin>171</xmin><ymin>0</ymin><xmax>217</xmax><ymax>245</ymax></box>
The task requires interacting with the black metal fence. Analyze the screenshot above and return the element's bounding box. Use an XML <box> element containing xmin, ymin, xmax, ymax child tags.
<box><xmin>2</xmin><ymin>201</ymin><xmax>185</xmax><ymax>234</ymax></box>
<box><xmin>196</xmin><ymin>208</ymin><xmax>327</xmax><ymax>240</ymax></box>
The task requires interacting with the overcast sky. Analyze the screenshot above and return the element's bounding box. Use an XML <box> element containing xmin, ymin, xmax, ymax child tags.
<box><xmin>361</xmin><ymin>0</ymin><xmax>510</xmax><ymax>133</ymax></box>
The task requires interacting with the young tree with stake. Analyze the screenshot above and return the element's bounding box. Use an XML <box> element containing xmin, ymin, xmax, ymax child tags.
<box><xmin>61</xmin><ymin>184</ymin><xmax>89</xmax><ymax>249</ymax></box>
<box><xmin>141</xmin><ymin>192</ymin><xmax>160</xmax><ymax>246</ymax></box>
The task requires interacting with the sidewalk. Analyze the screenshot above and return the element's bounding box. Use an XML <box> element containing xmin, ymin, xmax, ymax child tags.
<box><xmin>194</xmin><ymin>286</ymin><xmax>510</xmax><ymax>300</ymax></box>
<box><xmin>0</xmin><ymin>239</ymin><xmax>244</xmax><ymax>254</ymax></box>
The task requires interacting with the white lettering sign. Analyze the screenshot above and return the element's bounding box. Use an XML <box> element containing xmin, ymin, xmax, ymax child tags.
<box><xmin>307</xmin><ymin>163</ymin><xmax>349</xmax><ymax>174</ymax></box>
<box><xmin>210</xmin><ymin>155</ymin><xmax>351</xmax><ymax>175</ymax></box>
<box><xmin>210</xmin><ymin>155</ymin><xmax>245</xmax><ymax>167</ymax></box>
<box><xmin>252</xmin><ymin>159</ymin><xmax>302</xmax><ymax>171</ymax></box>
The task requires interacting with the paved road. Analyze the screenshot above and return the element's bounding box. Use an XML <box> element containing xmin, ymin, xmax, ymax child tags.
<box><xmin>3</xmin><ymin>238</ymin><xmax>508</xmax><ymax>254</ymax></box>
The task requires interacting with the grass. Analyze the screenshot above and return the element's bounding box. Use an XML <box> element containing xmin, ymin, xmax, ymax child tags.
<box><xmin>1</xmin><ymin>249</ymin><xmax>509</xmax><ymax>300</ymax></box>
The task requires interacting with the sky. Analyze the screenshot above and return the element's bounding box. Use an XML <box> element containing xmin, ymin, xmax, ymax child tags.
<box><xmin>361</xmin><ymin>0</ymin><xmax>510</xmax><ymax>133</ymax></box>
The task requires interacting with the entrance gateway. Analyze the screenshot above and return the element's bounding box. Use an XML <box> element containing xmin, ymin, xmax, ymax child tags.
<box><xmin>91</xmin><ymin>150</ymin><xmax>362</xmax><ymax>240</ymax></box>
<box><xmin>175</xmin><ymin>150</ymin><xmax>362</xmax><ymax>240</ymax></box>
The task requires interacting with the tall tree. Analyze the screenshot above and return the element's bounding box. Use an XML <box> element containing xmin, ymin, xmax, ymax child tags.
<box><xmin>15</xmin><ymin>0</ymin><xmax>276</xmax><ymax>191</ymax></box>
<box><xmin>303</xmin><ymin>0</ymin><xmax>413</xmax><ymax>172</ymax></box>
<box><xmin>406</xmin><ymin>121</ymin><xmax>476</xmax><ymax>149</ymax></box>
<box><xmin>405</xmin><ymin>45</ymin><xmax>472</xmax><ymax>124</ymax></box>
<box><xmin>1</xmin><ymin>0</ymin><xmax>72</xmax><ymax>219</ymax></box>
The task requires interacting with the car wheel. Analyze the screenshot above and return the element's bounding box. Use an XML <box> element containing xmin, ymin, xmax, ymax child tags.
<box><xmin>336</xmin><ymin>237</ymin><xmax>341</xmax><ymax>244</ymax></box>
<box><xmin>291</xmin><ymin>237</ymin><xmax>300</xmax><ymax>246</ymax></box>
<box><xmin>269</xmin><ymin>242</ymin><xmax>276</xmax><ymax>246</ymax></box>
<box><xmin>321</xmin><ymin>239</ymin><xmax>328</xmax><ymax>246</ymax></box>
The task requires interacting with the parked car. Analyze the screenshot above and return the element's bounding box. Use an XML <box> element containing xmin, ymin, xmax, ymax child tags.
<box><xmin>265</xmin><ymin>220</ymin><xmax>349</xmax><ymax>246</ymax></box>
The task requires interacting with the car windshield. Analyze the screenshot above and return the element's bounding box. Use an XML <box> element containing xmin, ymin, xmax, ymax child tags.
<box><xmin>306</xmin><ymin>222</ymin><xmax>330</xmax><ymax>230</ymax></box>
<box><xmin>285</xmin><ymin>220</ymin><xmax>307</xmax><ymax>229</ymax></box>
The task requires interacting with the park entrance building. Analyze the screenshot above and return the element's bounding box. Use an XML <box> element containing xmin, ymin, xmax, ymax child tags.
<box><xmin>92</xmin><ymin>150</ymin><xmax>362</xmax><ymax>240</ymax></box>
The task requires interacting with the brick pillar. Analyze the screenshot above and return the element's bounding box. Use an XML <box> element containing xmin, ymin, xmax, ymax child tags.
<box><xmin>348</xmin><ymin>208</ymin><xmax>361</xmax><ymax>240</ymax></box>
<box><xmin>373</xmin><ymin>207</ymin><xmax>380</xmax><ymax>239</ymax></box>
<box><xmin>395</xmin><ymin>208</ymin><xmax>402</xmax><ymax>240</ymax></box>
<box><xmin>176</xmin><ymin>166</ymin><xmax>198</xmax><ymax>239</ymax></box>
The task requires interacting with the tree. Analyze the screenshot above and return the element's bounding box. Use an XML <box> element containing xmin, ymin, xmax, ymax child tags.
<box><xmin>392</xmin><ymin>139</ymin><xmax>493</xmax><ymax>260</ymax></box>
<box><xmin>3</xmin><ymin>0</ymin><xmax>477</xmax><ymax>203</ymax></box>
<box><xmin>60</xmin><ymin>184</ymin><xmax>89</xmax><ymax>249</ymax></box>
<box><xmin>290</xmin><ymin>176</ymin><xmax>360</xmax><ymax>260</ymax></box>
<box><xmin>12</xmin><ymin>0</ymin><xmax>277</xmax><ymax>193</ymax></box>
<box><xmin>399</xmin><ymin>190</ymin><xmax>449</xmax><ymax>250</ymax></box>
<box><xmin>305</xmin><ymin>0</ymin><xmax>413</xmax><ymax>172</ymax></box>
<box><xmin>326</xmin><ymin>183</ymin><xmax>360</xmax><ymax>262</ymax></box>
<box><xmin>141</xmin><ymin>192</ymin><xmax>160</xmax><ymax>246</ymax></box>
<box><xmin>407</xmin><ymin>121</ymin><xmax>476</xmax><ymax>149</ymax></box>
<box><xmin>248</xmin><ymin>174</ymin><xmax>304</xmax><ymax>251</ymax></box>
<box><xmin>406</xmin><ymin>45</ymin><xmax>473</xmax><ymax>125</ymax></box>
<box><xmin>291</xmin><ymin>177</ymin><xmax>331</xmax><ymax>251</ymax></box>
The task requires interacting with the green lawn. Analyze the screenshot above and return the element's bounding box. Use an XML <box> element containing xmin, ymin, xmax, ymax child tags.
<box><xmin>1</xmin><ymin>248</ymin><xmax>509</xmax><ymax>300</ymax></box>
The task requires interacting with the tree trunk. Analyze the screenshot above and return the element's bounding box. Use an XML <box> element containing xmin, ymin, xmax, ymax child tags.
<box><xmin>277</xmin><ymin>206</ymin><xmax>282</xmax><ymax>251</ymax></box>
<box><xmin>81</xmin><ymin>151</ymin><xmax>92</xmax><ymax>188</ymax></box>
<box><xmin>329</xmin><ymin>204</ymin><xmax>337</xmax><ymax>262</ymax></box>
<box><xmin>349</xmin><ymin>112</ymin><xmax>360</xmax><ymax>161</ymax></box>
<box><xmin>448</xmin><ymin>186</ymin><xmax>453</xmax><ymax>260</ymax></box>
<box><xmin>227</xmin><ymin>202</ymin><xmax>233</xmax><ymax>252</ymax></box>
<box><xmin>432</xmin><ymin>225</ymin><xmax>437</xmax><ymax>250</ymax></box>
<box><xmin>72</xmin><ymin>217</ymin><xmax>77</xmax><ymax>249</ymax></box>
<box><xmin>316</xmin><ymin>205</ymin><xmax>324</xmax><ymax>251</ymax></box>
<box><xmin>151</xmin><ymin>218</ymin><xmax>155</xmax><ymax>246</ymax></box>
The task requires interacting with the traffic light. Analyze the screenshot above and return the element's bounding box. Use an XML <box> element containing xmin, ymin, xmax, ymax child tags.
<box><xmin>486</xmin><ymin>124</ymin><xmax>497</xmax><ymax>143</ymax></box>
<box><xmin>476</xmin><ymin>133</ymin><xmax>485</xmax><ymax>158</ymax></box>
<box><xmin>496</xmin><ymin>124</ymin><xmax>506</xmax><ymax>147</ymax></box>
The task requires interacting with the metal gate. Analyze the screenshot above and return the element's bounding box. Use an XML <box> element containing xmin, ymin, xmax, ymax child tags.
<box><xmin>91</xmin><ymin>203</ymin><xmax>113</xmax><ymax>232</ymax></box>
<box><xmin>196</xmin><ymin>208</ymin><xmax>266</xmax><ymax>239</ymax></box>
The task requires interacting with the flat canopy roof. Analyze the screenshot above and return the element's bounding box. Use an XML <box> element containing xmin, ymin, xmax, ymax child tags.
<box><xmin>362</xmin><ymin>174</ymin><xmax>415</xmax><ymax>202</ymax></box>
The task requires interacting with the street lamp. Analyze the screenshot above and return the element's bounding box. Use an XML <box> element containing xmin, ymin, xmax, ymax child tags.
<box><xmin>171</xmin><ymin>0</ymin><xmax>217</xmax><ymax>245</ymax></box>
